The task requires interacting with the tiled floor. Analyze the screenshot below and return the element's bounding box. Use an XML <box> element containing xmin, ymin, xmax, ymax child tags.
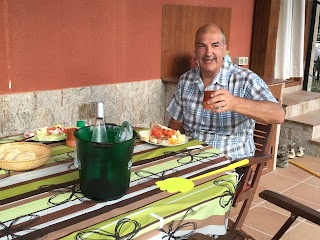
<box><xmin>229</xmin><ymin>155</ymin><xmax>320</xmax><ymax>240</ymax></box>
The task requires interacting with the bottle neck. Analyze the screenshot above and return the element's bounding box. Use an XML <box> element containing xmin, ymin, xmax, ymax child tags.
<box><xmin>95</xmin><ymin>117</ymin><xmax>105</xmax><ymax>126</ymax></box>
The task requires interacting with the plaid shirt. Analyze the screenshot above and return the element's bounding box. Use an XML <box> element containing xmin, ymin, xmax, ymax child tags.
<box><xmin>167</xmin><ymin>58</ymin><xmax>278</xmax><ymax>161</ymax></box>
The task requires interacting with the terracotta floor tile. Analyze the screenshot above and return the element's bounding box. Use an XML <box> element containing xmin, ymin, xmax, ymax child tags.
<box><xmin>241</xmin><ymin>224</ymin><xmax>272</xmax><ymax>240</ymax></box>
<box><xmin>258</xmin><ymin>172</ymin><xmax>300</xmax><ymax>192</ymax></box>
<box><xmin>281</xmin><ymin>221</ymin><xmax>320</xmax><ymax>240</ymax></box>
<box><xmin>252</xmin><ymin>185</ymin><xmax>268</xmax><ymax>204</ymax></box>
<box><xmin>283</xmin><ymin>182</ymin><xmax>320</xmax><ymax>206</ymax></box>
<box><xmin>243</xmin><ymin>206</ymin><xmax>300</xmax><ymax>236</ymax></box>
<box><xmin>304</xmin><ymin>176</ymin><xmax>320</xmax><ymax>187</ymax></box>
<box><xmin>273</xmin><ymin>163</ymin><xmax>315</xmax><ymax>181</ymax></box>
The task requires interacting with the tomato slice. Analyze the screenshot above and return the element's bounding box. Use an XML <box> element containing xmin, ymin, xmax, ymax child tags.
<box><xmin>47</xmin><ymin>127</ymin><xmax>56</xmax><ymax>135</ymax></box>
<box><xmin>46</xmin><ymin>126</ymin><xmax>66</xmax><ymax>135</ymax></box>
<box><xmin>152</xmin><ymin>129</ymin><xmax>162</xmax><ymax>138</ymax></box>
<box><xmin>163</xmin><ymin>129</ymin><xmax>176</xmax><ymax>137</ymax></box>
<box><xmin>151</xmin><ymin>126</ymin><xmax>162</xmax><ymax>138</ymax></box>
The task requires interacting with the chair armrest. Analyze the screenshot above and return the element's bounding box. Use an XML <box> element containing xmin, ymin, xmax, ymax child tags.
<box><xmin>259</xmin><ymin>190</ymin><xmax>320</xmax><ymax>225</ymax></box>
<box><xmin>232</xmin><ymin>155</ymin><xmax>270</xmax><ymax>208</ymax></box>
<box><xmin>243</xmin><ymin>154</ymin><xmax>272</xmax><ymax>166</ymax></box>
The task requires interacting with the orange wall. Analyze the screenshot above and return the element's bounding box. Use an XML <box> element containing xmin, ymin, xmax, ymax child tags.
<box><xmin>0</xmin><ymin>0</ymin><xmax>254</xmax><ymax>94</ymax></box>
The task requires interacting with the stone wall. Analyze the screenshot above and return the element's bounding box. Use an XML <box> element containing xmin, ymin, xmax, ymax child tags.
<box><xmin>0</xmin><ymin>79</ymin><xmax>167</xmax><ymax>137</ymax></box>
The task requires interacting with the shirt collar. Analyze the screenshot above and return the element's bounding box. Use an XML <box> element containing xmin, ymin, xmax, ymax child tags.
<box><xmin>194</xmin><ymin>58</ymin><xmax>232</xmax><ymax>87</ymax></box>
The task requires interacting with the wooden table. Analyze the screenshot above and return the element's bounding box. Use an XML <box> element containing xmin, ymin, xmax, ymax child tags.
<box><xmin>0</xmin><ymin>135</ymin><xmax>237</xmax><ymax>240</ymax></box>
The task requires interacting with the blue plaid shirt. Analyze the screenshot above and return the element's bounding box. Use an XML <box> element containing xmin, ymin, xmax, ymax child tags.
<box><xmin>167</xmin><ymin>58</ymin><xmax>278</xmax><ymax>161</ymax></box>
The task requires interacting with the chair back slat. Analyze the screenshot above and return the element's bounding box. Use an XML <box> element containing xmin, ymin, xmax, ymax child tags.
<box><xmin>253</xmin><ymin>122</ymin><xmax>272</xmax><ymax>155</ymax></box>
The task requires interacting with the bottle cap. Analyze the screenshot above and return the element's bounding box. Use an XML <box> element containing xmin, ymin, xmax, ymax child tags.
<box><xmin>77</xmin><ymin>120</ymin><xmax>85</xmax><ymax>128</ymax></box>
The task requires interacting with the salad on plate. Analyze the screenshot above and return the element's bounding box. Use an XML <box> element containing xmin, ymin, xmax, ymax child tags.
<box><xmin>24</xmin><ymin>124</ymin><xmax>67</xmax><ymax>142</ymax></box>
<box><xmin>139</xmin><ymin>124</ymin><xmax>187</xmax><ymax>146</ymax></box>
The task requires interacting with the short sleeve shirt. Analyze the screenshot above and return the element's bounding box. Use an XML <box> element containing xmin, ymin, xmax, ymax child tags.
<box><xmin>167</xmin><ymin>58</ymin><xmax>278</xmax><ymax>161</ymax></box>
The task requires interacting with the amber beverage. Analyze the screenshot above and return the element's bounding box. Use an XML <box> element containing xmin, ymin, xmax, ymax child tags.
<box><xmin>202</xmin><ymin>90</ymin><xmax>215</xmax><ymax>110</ymax></box>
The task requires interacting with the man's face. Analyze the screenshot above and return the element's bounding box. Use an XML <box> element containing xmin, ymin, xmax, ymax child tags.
<box><xmin>194</xmin><ymin>29</ymin><xmax>226</xmax><ymax>78</ymax></box>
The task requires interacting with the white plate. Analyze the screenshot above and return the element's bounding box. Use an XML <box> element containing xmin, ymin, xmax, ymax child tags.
<box><xmin>140</xmin><ymin>138</ymin><xmax>189</xmax><ymax>147</ymax></box>
<box><xmin>138</xmin><ymin>129</ymin><xmax>188</xmax><ymax>147</ymax></box>
<box><xmin>24</xmin><ymin>127</ymin><xmax>66</xmax><ymax>142</ymax></box>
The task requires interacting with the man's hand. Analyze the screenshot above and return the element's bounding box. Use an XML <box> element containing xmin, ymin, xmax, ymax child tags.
<box><xmin>205</xmin><ymin>89</ymin><xmax>234</xmax><ymax>112</ymax></box>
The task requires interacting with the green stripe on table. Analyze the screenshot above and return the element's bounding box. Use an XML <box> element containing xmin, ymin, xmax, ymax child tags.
<box><xmin>130</xmin><ymin>147</ymin><xmax>221</xmax><ymax>182</ymax></box>
<box><xmin>0</xmin><ymin>135</ymin><xmax>25</xmax><ymax>143</ymax></box>
<box><xmin>0</xmin><ymin>192</ymin><xmax>81</xmax><ymax>222</ymax></box>
<box><xmin>51</xmin><ymin>145</ymin><xmax>74</xmax><ymax>156</ymax></box>
<box><xmin>133</xmin><ymin>140</ymin><xmax>206</xmax><ymax>162</ymax></box>
<box><xmin>0</xmin><ymin>171</ymin><xmax>79</xmax><ymax>200</ymax></box>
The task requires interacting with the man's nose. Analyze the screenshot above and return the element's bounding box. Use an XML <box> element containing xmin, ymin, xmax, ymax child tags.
<box><xmin>205</xmin><ymin>46</ymin><xmax>213</xmax><ymax>56</ymax></box>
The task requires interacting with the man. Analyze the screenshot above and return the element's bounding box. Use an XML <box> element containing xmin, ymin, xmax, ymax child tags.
<box><xmin>167</xmin><ymin>23</ymin><xmax>285</xmax><ymax>161</ymax></box>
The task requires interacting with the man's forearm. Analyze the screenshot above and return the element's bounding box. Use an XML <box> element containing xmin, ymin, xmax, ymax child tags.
<box><xmin>234</xmin><ymin>97</ymin><xmax>285</xmax><ymax>124</ymax></box>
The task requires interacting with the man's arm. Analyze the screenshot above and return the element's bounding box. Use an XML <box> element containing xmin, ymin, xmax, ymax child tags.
<box><xmin>168</xmin><ymin>118</ymin><xmax>185</xmax><ymax>133</ymax></box>
<box><xmin>232</xmin><ymin>97</ymin><xmax>285</xmax><ymax>124</ymax></box>
<box><xmin>207</xmin><ymin>89</ymin><xmax>285</xmax><ymax>124</ymax></box>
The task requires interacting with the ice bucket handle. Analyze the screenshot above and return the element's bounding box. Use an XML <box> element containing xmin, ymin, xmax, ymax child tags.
<box><xmin>93</xmin><ymin>142</ymin><xmax>113</xmax><ymax>148</ymax></box>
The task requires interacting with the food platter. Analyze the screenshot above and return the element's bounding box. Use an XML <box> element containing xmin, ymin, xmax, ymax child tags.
<box><xmin>140</xmin><ymin>136</ymin><xmax>189</xmax><ymax>147</ymax></box>
<box><xmin>24</xmin><ymin>125</ymin><xmax>67</xmax><ymax>142</ymax></box>
<box><xmin>138</xmin><ymin>127</ymin><xmax>188</xmax><ymax>147</ymax></box>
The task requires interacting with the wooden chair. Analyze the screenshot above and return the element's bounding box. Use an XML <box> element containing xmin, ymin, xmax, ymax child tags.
<box><xmin>258</xmin><ymin>190</ymin><xmax>320</xmax><ymax>240</ymax></box>
<box><xmin>188</xmin><ymin>122</ymin><xmax>273</xmax><ymax>240</ymax></box>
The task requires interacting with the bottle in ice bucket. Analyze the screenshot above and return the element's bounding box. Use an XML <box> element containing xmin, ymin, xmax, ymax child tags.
<box><xmin>115</xmin><ymin>121</ymin><xmax>133</xmax><ymax>142</ymax></box>
<box><xmin>91</xmin><ymin>102</ymin><xmax>108</xmax><ymax>143</ymax></box>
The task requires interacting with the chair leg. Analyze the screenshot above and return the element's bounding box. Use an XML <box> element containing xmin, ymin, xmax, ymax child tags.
<box><xmin>233</xmin><ymin>163</ymin><xmax>263</xmax><ymax>230</ymax></box>
<box><xmin>233</xmin><ymin>197</ymin><xmax>253</xmax><ymax>230</ymax></box>
<box><xmin>271</xmin><ymin>213</ymin><xmax>298</xmax><ymax>240</ymax></box>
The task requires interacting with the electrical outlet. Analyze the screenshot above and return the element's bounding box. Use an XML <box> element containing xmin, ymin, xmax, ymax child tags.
<box><xmin>243</xmin><ymin>57</ymin><xmax>248</xmax><ymax>65</ymax></box>
<box><xmin>234</xmin><ymin>57</ymin><xmax>249</xmax><ymax>66</ymax></box>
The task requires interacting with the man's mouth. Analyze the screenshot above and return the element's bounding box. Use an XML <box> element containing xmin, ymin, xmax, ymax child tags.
<box><xmin>203</xmin><ymin>57</ymin><xmax>216</xmax><ymax>63</ymax></box>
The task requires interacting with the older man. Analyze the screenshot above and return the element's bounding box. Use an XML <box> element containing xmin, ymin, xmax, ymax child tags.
<box><xmin>167</xmin><ymin>23</ymin><xmax>285</xmax><ymax>161</ymax></box>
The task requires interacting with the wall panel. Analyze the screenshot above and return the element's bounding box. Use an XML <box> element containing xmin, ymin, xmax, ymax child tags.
<box><xmin>0</xmin><ymin>0</ymin><xmax>254</xmax><ymax>94</ymax></box>
<box><xmin>161</xmin><ymin>5</ymin><xmax>231</xmax><ymax>78</ymax></box>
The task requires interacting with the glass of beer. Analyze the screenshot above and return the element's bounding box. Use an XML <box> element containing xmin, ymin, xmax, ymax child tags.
<box><xmin>202</xmin><ymin>90</ymin><xmax>215</xmax><ymax>110</ymax></box>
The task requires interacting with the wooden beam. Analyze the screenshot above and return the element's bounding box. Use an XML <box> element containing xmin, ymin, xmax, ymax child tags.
<box><xmin>250</xmin><ymin>0</ymin><xmax>281</xmax><ymax>78</ymax></box>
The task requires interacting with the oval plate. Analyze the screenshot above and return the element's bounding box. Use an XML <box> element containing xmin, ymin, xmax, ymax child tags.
<box><xmin>24</xmin><ymin>127</ymin><xmax>66</xmax><ymax>142</ymax></box>
<box><xmin>138</xmin><ymin>129</ymin><xmax>188</xmax><ymax>147</ymax></box>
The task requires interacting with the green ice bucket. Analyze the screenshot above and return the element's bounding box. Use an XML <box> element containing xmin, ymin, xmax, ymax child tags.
<box><xmin>74</xmin><ymin>124</ymin><xmax>136</xmax><ymax>201</ymax></box>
